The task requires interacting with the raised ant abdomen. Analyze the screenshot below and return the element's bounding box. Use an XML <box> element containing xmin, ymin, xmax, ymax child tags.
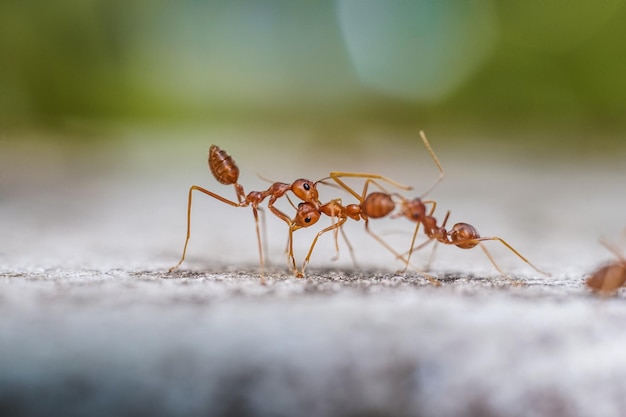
<box><xmin>209</xmin><ymin>145</ymin><xmax>240</xmax><ymax>186</ymax></box>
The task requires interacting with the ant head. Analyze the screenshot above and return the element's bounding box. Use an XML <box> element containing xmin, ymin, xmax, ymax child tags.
<box><xmin>292</xmin><ymin>202</ymin><xmax>321</xmax><ymax>230</ymax></box>
<box><xmin>291</xmin><ymin>179</ymin><xmax>319</xmax><ymax>203</ymax></box>
<box><xmin>401</xmin><ymin>198</ymin><xmax>425</xmax><ymax>221</ymax></box>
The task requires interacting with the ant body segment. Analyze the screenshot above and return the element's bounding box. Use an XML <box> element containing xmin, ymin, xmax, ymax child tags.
<box><xmin>169</xmin><ymin>145</ymin><xmax>321</xmax><ymax>283</ymax></box>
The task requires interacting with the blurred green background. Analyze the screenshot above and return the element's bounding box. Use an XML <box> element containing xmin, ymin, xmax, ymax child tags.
<box><xmin>1</xmin><ymin>0</ymin><xmax>626</xmax><ymax>148</ymax></box>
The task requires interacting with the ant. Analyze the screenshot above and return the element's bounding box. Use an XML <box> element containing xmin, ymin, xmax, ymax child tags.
<box><xmin>290</xmin><ymin>199</ymin><xmax>356</xmax><ymax>274</ymax></box>
<box><xmin>586</xmin><ymin>238</ymin><xmax>626</xmax><ymax>295</ymax></box>
<box><xmin>285</xmin><ymin>131</ymin><xmax>437</xmax><ymax>280</ymax></box>
<box><xmin>395</xmin><ymin>205</ymin><xmax>550</xmax><ymax>281</ymax></box>
<box><xmin>291</xmin><ymin>131</ymin><xmax>549</xmax><ymax>281</ymax></box>
<box><xmin>169</xmin><ymin>145</ymin><xmax>322</xmax><ymax>283</ymax></box>
<box><xmin>289</xmin><ymin>198</ymin><xmax>440</xmax><ymax>284</ymax></box>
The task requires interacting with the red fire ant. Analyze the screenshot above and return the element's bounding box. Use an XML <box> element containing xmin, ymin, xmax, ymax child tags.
<box><xmin>169</xmin><ymin>145</ymin><xmax>322</xmax><ymax>283</ymax></box>
<box><xmin>586</xmin><ymin>238</ymin><xmax>626</xmax><ymax>295</ymax></box>
<box><xmin>290</xmin><ymin>197</ymin><xmax>441</xmax><ymax>284</ymax></box>
<box><xmin>290</xmin><ymin>131</ymin><xmax>549</xmax><ymax>282</ymax></box>
<box><xmin>286</xmin><ymin>131</ymin><xmax>436</xmax><ymax>280</ymax></box>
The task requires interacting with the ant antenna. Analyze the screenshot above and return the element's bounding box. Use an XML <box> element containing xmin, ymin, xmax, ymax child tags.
<box><xmin>257</xmin><ymin>172</ymin><xmax>277</xmax><ymax>184</ymax></box>
<box><xmin>600</xmin><ymin>238</ymin><xmax>626</xmax><ymax>263</ymax></box>
<box><xmin>417</xmin><ymin>130</ymin><xmax>445</xmax><ymax>199</ymax></box>
<box><xmin>314</xmin><ymin>177</ymin><xmax>344</xmax><ymax>191</ymax></box>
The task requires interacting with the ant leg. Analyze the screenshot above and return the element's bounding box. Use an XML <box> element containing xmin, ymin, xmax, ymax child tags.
<box><xmin>400</xmin><ymin>237</ymin><xmax>439</xmax><ymax>274</ymax></box>
<box><xmin>267</xmin><ymin>198</ymin><xmax>299</xmax><ymax>272</ymax></box>
<box><xmin>421</xmin><ymin>207</ymin><xmax>448</xmax><ymax>271</ymax></box>
<box><xmin>330</xmin><ymin>215</ymin><xmax>341</xmax><ymax>261</ymax></box>
<box><xmin>329</xmin><ymin>172</ymin><xmax>413</xmax><ymax>202</ymax></box>
<box><xmin>327</xmin><ymin>131</ymin><xmax>443</xmax><ymax>201</ymax></box>
<box><xmin>399</xmin><ymin>237</ymin><xmax>438</xmax><ymax>271</ymax></box>
<box><xmin>234</xmin><ymin>183</ymin><xmax>247</xmax><ymax>204</ymax></box>
<box><xmin>282</xmin><ymin>194</ymin><xmax>296</xmax><ymax>255</ymax></box>
<box><xmin>600</xmin><ymin>239</ymin><xmax>626</xmax><ymax>263</ymax></box>
<box><xmin>284</xmin><ymin>234</ymin><xmax>291</xmax><ymax>256</ymax></box>
<box><xmin>397</xmin><ymin>222</ymin><xmax>423</xmax><ymax>274</ymax></box>
<box><xmin>340</xmin><ymin>226</ymin><xmax>359</xmax><ymax>268</ymax></box>
<box><xmin>364</xmin><ymin>221</ymin><xmax>440</xmax><ymax>286</ymax></box>
<box><xmin>417</xmin><ymin>131</ymin><xmax>445</xmax><ymax>198</ymax></box>
<box><xmin>476</xmin><ymin>242</ymin><xmax>503</xmax><ymax>274</ymax></box>
<box><xmin>476</xmin><ymin>243</ymin><xmax>522</xmax><ymax>285</ymax></box>
<box><xmin>321</xmin><ymin>199</ymin><xmax>356</xmax><ymax>265</ymax></box>
<box><xmin>425</xmin><ymin>241</ymin><xmax>440</xmax><ymax>271</ymax></box>
<box><xmin>472</xmin><ymin>236</ymin><xmax>551</xmax><ymax>277</ymax></box>
<box><xmin>257</xmin><ymin>207</ymin><xmax>270</xmax><ymax>269</ymax></box>
<box><xmin>169</xmin><ymin>185</ymin><xmax>242</xmax><ymax>273</ymax></box>
<box><xmin>287</xmin><ymin>227</ymin><xmax>299</xmax><ymax>276</ymax></box>
<box><xmin>268</xmin><ymin>200</ymin><xmax>293</xmax><ymax>227</ymax></box>
<box><xmin>361</xmin><ymin>178</ymin><xmax>398</xmax><ymax>198</ymax></box>
<box><xmin>251</xmin><ymin>207</ymin><xmax>266</xmax><ymax>285</ymax></box>
<box><xmin>320</xmin><ymin>198</ymin><xmax>344</xmax><ymax>262</ymax></box>
<box><xmin>328</xmin><ymin>222</ymin><xmax>358</xmax><ymax>268</ymax></box>
<box><xmin>400</xmin><ymin>201</ymin><xmax>439</xmax><ymax>272</ymax></box>
<box><xmin>300</xmin><ymin>218</ymin><xmax>348</xmax><ymax>277</ymax></box>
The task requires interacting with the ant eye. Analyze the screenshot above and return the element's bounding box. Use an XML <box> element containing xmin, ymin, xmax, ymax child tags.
<box><xmin>305</xmin><ymin>217</ymin><xmax>311</xmax><ymax>223</ymax></box>
<box><xmin>303</xmin><ymin>183</ymin><xmax>310</xmax><ymax>191</ymax></box>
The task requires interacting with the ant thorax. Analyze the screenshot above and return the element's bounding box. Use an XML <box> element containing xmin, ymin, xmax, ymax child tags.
<box><xmin>245</xmin><ymin>191</ymin><xmax>264</xmax><ymax>206</ymax></box>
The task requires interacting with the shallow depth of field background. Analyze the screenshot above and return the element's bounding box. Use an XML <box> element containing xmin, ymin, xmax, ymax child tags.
<box><xmin>2</xmin><ymin>1</ymin><xmax>626</xmax><ymax>144</ymax></box>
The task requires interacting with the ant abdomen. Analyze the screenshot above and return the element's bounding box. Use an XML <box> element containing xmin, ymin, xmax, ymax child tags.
<box><xmin>362</xmin><ymin>192</ymin><xmax>395</xmax><ymax>219</ymax></box>
<box><xmin>209</xmin><ymin>145</ymin><xmax>240</xmax><ymax>185</ymax></box>
<box><xmin>587</xmin><ymin>263</ymin><xmax>626</xmax><ymax>293</ymax></box>
<box><xmin>586</xmin><ymin>238</ymin><xmax>626</xmax><ymax>294</ymax></box>
<box><xmin>450</xmin><ymin>223</ymin><xmax>480</xmax><ymax>249</ymax></box>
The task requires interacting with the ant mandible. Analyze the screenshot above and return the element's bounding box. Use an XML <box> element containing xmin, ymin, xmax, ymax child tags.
<box><xmin>586</xmin><ymin>237</ymin><xmax>626</xmax><ymax>295</ymax></box>
<box><xmin>169</xmin><ymin>145</ymin><xmax>322</xmax><ymax>283</ymax></box>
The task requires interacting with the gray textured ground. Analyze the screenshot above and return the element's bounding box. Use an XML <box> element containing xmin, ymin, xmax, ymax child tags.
<box><xmin>1</xmin><ymin>131</ymin><xmax>626</xmax><ymax>416</ymax></box>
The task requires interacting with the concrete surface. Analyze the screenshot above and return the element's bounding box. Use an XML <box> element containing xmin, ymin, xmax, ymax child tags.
<box><xmin>1</xmin><ymin>131</ymin><xmax>626</xmax><ymax>416</ymax></box>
